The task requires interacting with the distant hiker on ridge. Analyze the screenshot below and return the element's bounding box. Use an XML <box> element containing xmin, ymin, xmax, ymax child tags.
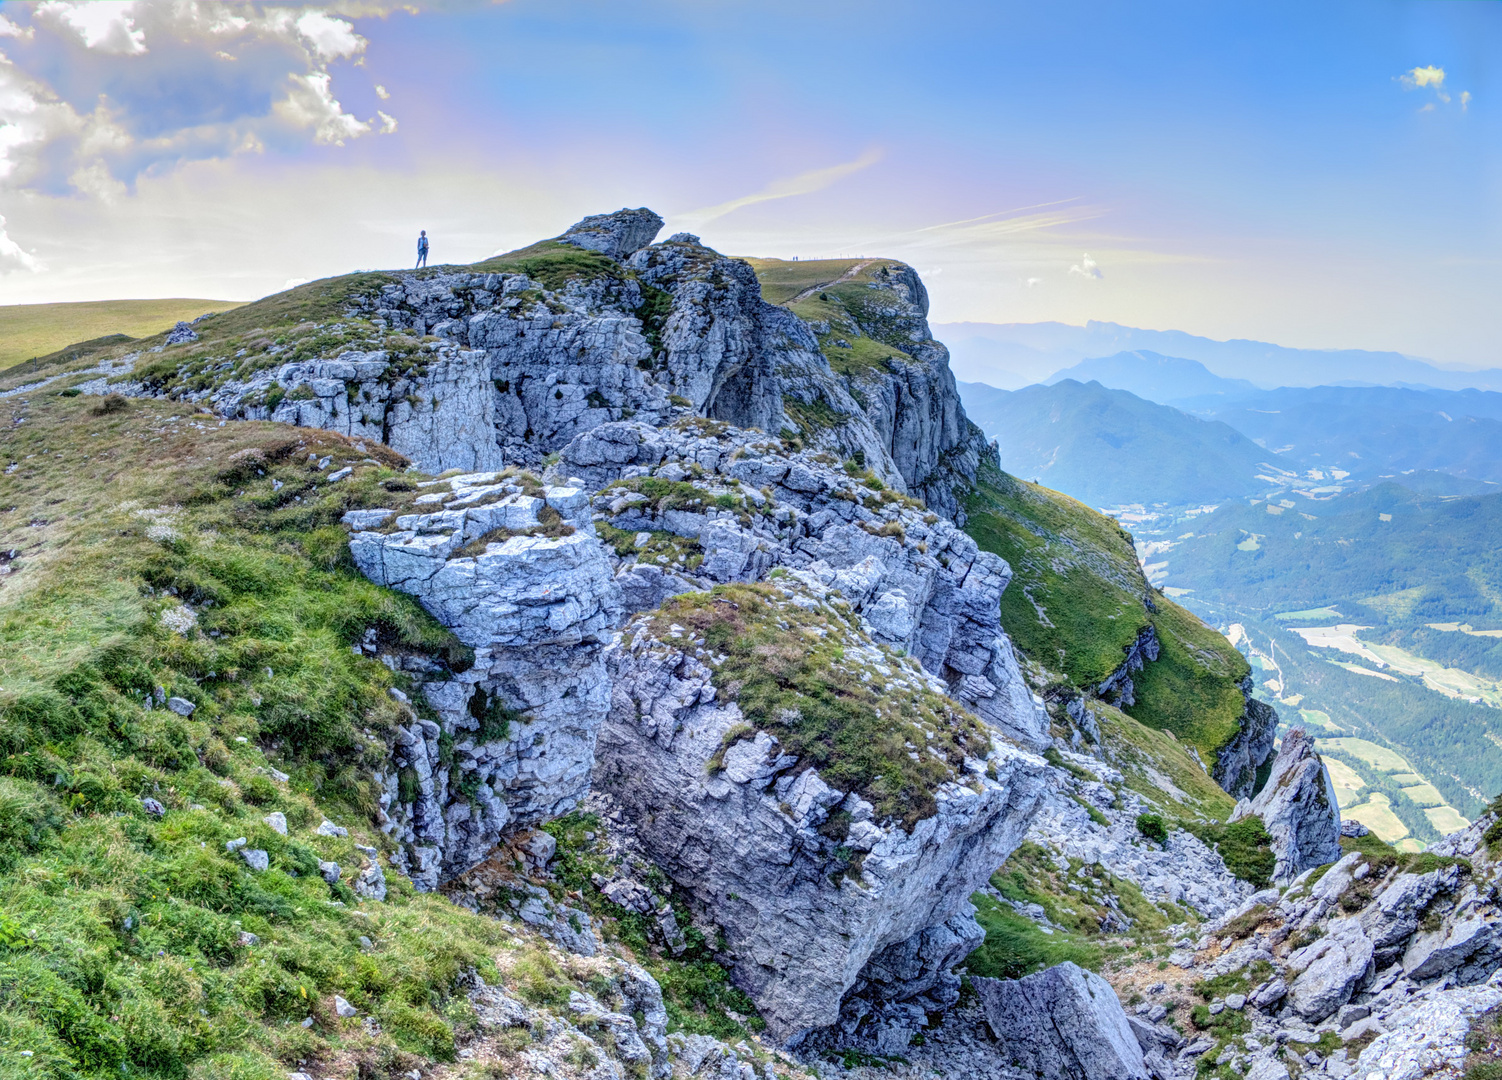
<box><xmin>416</xmin><ymin>230</ymin><xmax>429</xmax><ymax>268</ymax></box>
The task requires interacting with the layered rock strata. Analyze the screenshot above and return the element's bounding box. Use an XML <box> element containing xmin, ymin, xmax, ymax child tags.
<box><xmin>1211</xmin><ymin>680</ymin><xmax>1279</xmax><ymax>800</ymax></box>
<box><xmin>561</xmin><ymin>420</ymin><xmax>1049</xmax><ymax>749</ymax></box>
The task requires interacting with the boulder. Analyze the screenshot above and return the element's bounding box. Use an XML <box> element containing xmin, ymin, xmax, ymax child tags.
<box><xmin>973</xmin><ymin>962</ymin><xmax>1150</xmax><ymax>1080</ymax></box>
<box><xmin>1286</xmin><ymin>917</ymin><xmax>1374</xmax><ymax>1022</ymax></box>
<box><xmin>596</xmin><ymin>585</ymin><xmax>1049</xmax><ymax>1044</ymax></box>
<box><xmin>1231</xmin><ymin>728</ymin><xmax>1341</xmax><ymax>883</ymax></box>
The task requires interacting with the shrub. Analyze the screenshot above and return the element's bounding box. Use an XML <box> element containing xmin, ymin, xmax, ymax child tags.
<box><xmin>1188</xmin><ymin>816</ymin><xmax>1276</xmax><ymax>889</ymax></box>
<box><xmin>1136</xmin><ymin>812</ymin><xmax>1169</xmax><ymax>845</ymax></box>
<box><xmin>92</xmin><ymin>393</ymin><xmax>129</xmax><ymax>415</ymax></box>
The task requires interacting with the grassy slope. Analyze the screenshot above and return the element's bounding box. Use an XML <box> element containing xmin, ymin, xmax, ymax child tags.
<box><xmin>963</xmin><ymin>465</ymin><xmax>1250</xmax><ymax>765</ymax></box>
<box><xmin>744</xmin><ymin>257</ymin><xmax>920</xmax><ymax>382</ymax></box>
<box><xmin>0</xmin><ymin>300</ymin><xmax>242</xmax><ymax>371</ymax></box>
<box><xmin>0</xmin><ymin>391</ymin><xmax>575</xmax><ymax>1080</ymax></box>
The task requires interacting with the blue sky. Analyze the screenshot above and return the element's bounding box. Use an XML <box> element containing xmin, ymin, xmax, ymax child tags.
<box><xmin>0</xmin><ymin>0</ymin><xmax>1496</xmax><ymax>368</ymax></box>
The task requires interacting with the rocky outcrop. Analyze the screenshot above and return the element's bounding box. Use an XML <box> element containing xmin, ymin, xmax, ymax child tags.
<box><xmin>560</xmin><ymin>207</ymin><xmax>664</xmax><ymax>259</ymax></box>
<box><xmin>973</xmin><ymin>963</ymin><xmax>1149</xmax><ymax>1080</ymax></box>
<box><xmin>595</xmin><ymin>577</ymin><xmax>1050</xmax><ymax>1045</ymax></box>
<box><xmin>1164</xmin><ymin>809</ymin><xmax>1502</xmax><ymax>1077</ymax></box>
<box><xmin>563</xmin><ymin>420</ymin><xmax>1048</xmax><ymax>749</ymax></box>
<box><xmin>125</xmin><ymin>209</ymin><xmax>991</xmax><ymax>529</ymax></box>
<box><xmin>345</xmin><ymin>471</ymin><xmax>619</xmax><ymax>888</ymax></box>
<box><xmin>1212</xmin><ymin>679</ymin><xmax>1279</xmax><ymax>799</ymax></box>
<box><xmin>1286</xmin><ymin>917</ymin><xmax>1374</xmax><ymax>1022</ymax></box>
<box><xmin>1096</xmin><ymin>625</ymin><xmax>1160</xmax><ymax>707</ymax></box>
<box><xmin>1020</xmin><ymin>749</ymin><xmax>1252</xmax><ymax>920</ymax></box>
<box><xmin>1230</xmin><ymin>729</ymin><xmax>1340</xmax><ymax>883</ymax></box>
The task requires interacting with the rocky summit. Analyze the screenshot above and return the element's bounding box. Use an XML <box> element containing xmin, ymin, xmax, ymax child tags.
<box><xmin>3</xmin><ymin>206</ymin><xmax>1500</xmax><ymax>1080</ymax></box>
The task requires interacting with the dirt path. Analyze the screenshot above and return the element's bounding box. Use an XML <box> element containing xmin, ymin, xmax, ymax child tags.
<box><xmin>786</xmin><ymin>259</ymin><xmax>876</xmax><ymax>306</ymax></box>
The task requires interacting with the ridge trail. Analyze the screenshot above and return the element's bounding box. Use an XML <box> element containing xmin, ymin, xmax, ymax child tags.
<box><xmin>786</xmin><ymin>259</ymin><xmax>876</xmax><ymax>305</ymax></box>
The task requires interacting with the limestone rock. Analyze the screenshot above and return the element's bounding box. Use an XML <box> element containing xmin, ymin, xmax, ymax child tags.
<box><xmin>164</xmin><ymin>321</ymin><xmax>198</xmax><ymax>345</ymax></box>
<box><xmin>596</xmin><ymin>584</ymin><xmax>1049</xmax><ymax>1044</ymax></box>
<box><xmin>559</xmin><ymin>208</ymin><xmax>664</xmax><ymax>260</ymax></box>
<box><xmin>973</xmin><ymin>962</ymin><xmax>1150</xmax><ymax>1080</ymax></box>
<box><xmin>1286</xmin><ymin>917</ymin><xmax>1374</xmax><ymax>1022</ymax></box>
<box><xmin>1355</xmin><ymin>983</ymin><xmax>1502</xmax><ymax>1080</ymax></box>
<box><xmin>1212</xmin><ymin>686</ymin><xmax>1279</xmax><ymax>799</ymax></box>
<box><xmin>349</xmin><ymin>482</ymin><xmax>620</xmax><ymax>888</ymax></box>
<box><xmin>1231</xmin><ymin>728</ymin><xmax>1340</xmax><ymax>883</ymax></box>
<box><xmin>241</xmin><ymin>848</ymin><xmax>269</xmax><ymax>872</ymax></box>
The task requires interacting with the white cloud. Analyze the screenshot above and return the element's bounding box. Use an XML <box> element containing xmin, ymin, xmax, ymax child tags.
<box><xmin>1069</xmin><ymin>253</ymin><xmax>1103</xmax><ymax>280</ymax></box>
<box><xmin>1400</xmin><ymin>65</ymin><xmax>1446</xmax><ymax>91</ymax></box>
<box><xmin>1025</xmin><ymin>277</ymin><xmax>1042</xmax><ymax>288</ymax></box>
<box><xmin>1399</xmin><ymin>64</ymin><xmax>1471</xmax><ymax>111</ymax></box>
<box><xmin>0</xmin><ymin>0</ymin><xmax>407</xmax><ymax>221</ymax></box>
<box><xmin>278</xmin><ymin>73</ymin><xmax>371</xmax><ymax>146</ymax></box>
<box><xmin>296</xmin><ymin>11</ymin><xmax>365</xmax><ymax>61</ymax></box>
<box><xmin>0</xmin><ymin>212</ymin><xmax>40</xmax><ymax>272</ymax></box>
<box><xmin>36</xmin><ymin>1</ymin><xmax>147</xmax><ymax>55</ymax></box>
<box><xmin>0</xmin><ymin>14</ymin><xmax>34</xmax><ymax>40</ymax></box>
<box><xmin>69</xmin><ymin>160</ymin><xmax>127</xmax><ymax>201</ymax></box>
<box><xmin>676</xmin><ymin>147</ymin><xmax>885</xmax><ymax>226</ymax></box>
<box><xmin>375</xmin><ymin>83</ymin><xmax>390</xmax><ymax>100</ymax></box>
<box><xmin>284</xmin><ymin>277</ymin><xmax>310</xmax><ymax>289</ymax></box>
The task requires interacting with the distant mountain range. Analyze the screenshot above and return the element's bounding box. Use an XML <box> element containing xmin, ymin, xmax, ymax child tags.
<box><xmin>1046</xmin><ymin>351</ymin><xmax>1258</xmax><ymax>404</ymax></box>
<box><xmin>936</xmin><ymin>320</ymin><xmax>1502</xmax><ymax>393</ymax></box>
<box><xmin>959</xmin><ymin>353</ymin><xmax>1502</xmax><ymax>507</ymax></box>
<box><xmin>957</xmin><ymin>379</ymin><xmax>1274</xmax><ymax>506</ymax></box>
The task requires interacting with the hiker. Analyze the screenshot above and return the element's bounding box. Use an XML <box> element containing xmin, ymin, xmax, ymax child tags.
<box><xmin>416</xmin><ymin>230</ymin><xmax>429</xmax><ymax>268</ymax></box>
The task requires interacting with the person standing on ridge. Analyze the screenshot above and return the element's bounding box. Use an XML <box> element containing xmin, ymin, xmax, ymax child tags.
<box><xmin>416</xmin><ymin>229</ymin><xmax>429</xmax><ymax>268</ymax></box>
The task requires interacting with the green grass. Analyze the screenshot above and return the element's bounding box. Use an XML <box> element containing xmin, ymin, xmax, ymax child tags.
<box><xmin>963</xmin><ymin>464</ymin><xmax>1251</xmax><ymax>764</ymax></box>
<box><xmin>0</xmin><ymin>392</ymin><xmax>627</xmax><ymax>1079</ymax></box>
<box><xmin>469</xmin><ymin>239</ymin><xmax>625</xmax><ymax>291</ymax></box>
<box><xmin>1093</xmin><ymin>703</ymin><xmax>1237</xmax><ymax>822</ymax></box>
<box><xmin>645</xmin><ymin>583</ymin><xmax>988</xmax><ymax>827</ymax></box>
<box><xmin>740</xmin><ymin>258</ymin><xmax>867</xmax><ymax>306</ymax></box>
<box><xmin>967</xmin><ymin>893</ymin><xmax>1104</xmax><ymax>980</ymax></box>
<box><xmin>0</xmin><ymin>299</ymin><xmax>243</xmax><ymax>371</ymax></box>
<box><xmin>1185</xmin><ymin>817</ymin><xmax>1276</xmax><ymax>888</ymax></box>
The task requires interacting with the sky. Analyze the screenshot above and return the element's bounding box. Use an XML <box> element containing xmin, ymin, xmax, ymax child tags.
<box><xmin>0</xmin><ymin>0</ymin><xmax>1497</xmax><ymax>369</ymax></box>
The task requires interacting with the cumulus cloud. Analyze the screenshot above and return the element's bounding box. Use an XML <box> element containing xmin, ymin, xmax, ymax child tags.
<box><xmin>296</xmin><ymin>11</ymin><xmax>365</xmax><ymax>61</ymax></box>
<box><xmin>278</xmin><ymin>72</ymin><xmax>371</xmax><ymax>145</ymax></box>
<box><xmin>36</xmin><ymin>1</ymin><xmax>148</xmax><ymax>55</ymax></box>
<box><xmin>0</xmin><ymin>0</ymin><xmax>403</xmax><ymax>235</ymax></box>
<box><xmin>0</xmin><ymin>213</ymin><xmax>40</xmax><ymax>271</ymax></box>
<box><xmin>1069</xmin><ymin>253</ymin><xmax>1102</xmax><ymax>280</ymax></box>
<box><xmin>1400</xmin><ymin>65</ymin><xmax>1446</xmax><ymax>91</ymax></box>
<box><xmin>1398</xmin><ymin>64</ymin><xmax>1471</xmax><ymax>111</ymax></box>
<box><xmin>0</xmin><ymin>14</ymin><xmax>34</xmax><ymax>39</ymax></box>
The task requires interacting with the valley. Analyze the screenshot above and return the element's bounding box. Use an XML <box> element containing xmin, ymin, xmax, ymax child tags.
<box><xmin>958</xmin><ymin>362</ymin><xmax>1502</xmax><ymax>856</ymax></box>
